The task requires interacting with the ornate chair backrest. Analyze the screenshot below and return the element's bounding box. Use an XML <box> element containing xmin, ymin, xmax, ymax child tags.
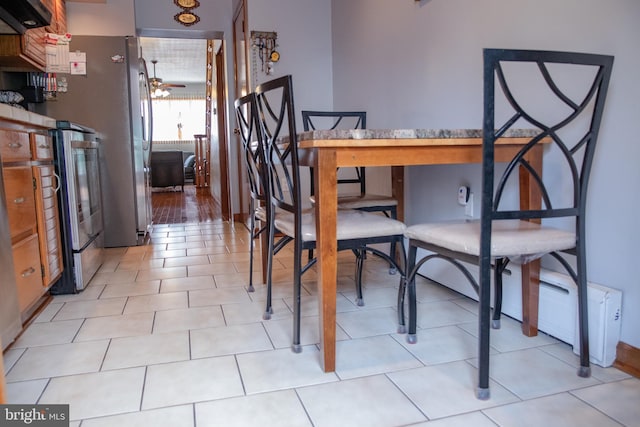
<box><xmin>480</xmin><ymin>48</ymin><xmax>613</xmax><ymax>266</ymax></box>
<box><xmin>234</xmin><ymin>92</ymin><xmax>269</xmax><ymax>209</ymax></box>
<box><xmin>255</xmin><ymin>75</ymin><xmax>302</xmax><ymax>219</ymax></box>
<box><xmin>302</xmin><ymin>110</ymin><xmax>367</xmax><ymax>196</ymax></box>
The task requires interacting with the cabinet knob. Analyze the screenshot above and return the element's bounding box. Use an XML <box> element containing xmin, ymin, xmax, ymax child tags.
<box><xmin>21</xmin><ymin>267</ymin><xmax>36</xmax><ymax>278</ymax></box>
<box><xmin>13</xmin><ymin>197</ymin><xmax>25</xmax><ymax>204</ymax></box>
<box><xmin>7</xmin><ymin>142</ymin><xmax>22</xmax><ymax>149</ymax></box>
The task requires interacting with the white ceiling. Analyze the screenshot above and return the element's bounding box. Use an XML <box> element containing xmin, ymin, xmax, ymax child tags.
<box><xmin>139</xmin><ymin>37</ymin><xmax>209</xmax><ymax>85</ymax></box>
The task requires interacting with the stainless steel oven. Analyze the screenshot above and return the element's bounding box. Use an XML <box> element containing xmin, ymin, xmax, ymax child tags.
<box><xmin>50</xmin><ymin>121</ymin><xmax>104</xmax><ymax>293</ymax></box>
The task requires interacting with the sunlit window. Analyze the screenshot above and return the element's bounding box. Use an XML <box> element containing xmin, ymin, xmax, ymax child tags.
<box><xmin>152</xmin><ymin>95</ymin><xmax>206</xmax><ymax>141</ymax></box>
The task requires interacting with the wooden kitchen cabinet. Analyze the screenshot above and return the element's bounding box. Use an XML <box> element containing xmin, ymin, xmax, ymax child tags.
<box><xmin>45</xmin><ymin>0</ymin><xmax>67</xmax><ymax>35</ymax></box>
<box><xmin>0</xmin><ymin>0</ymin><xmax>67</xmax><ymax>71</ymax></box>
<box><xmin>0</xmin><ymin>27</ymin><xmax>47</xmax><ymax>71</ymax></box>
<box><xmin>12</xmin><ymin>234</ymin><xmax>45</xmax><ymax>313</ymax></box>
<box><xmin>1</xmin><ymin>126</ymin><xmax>63</xmax><ymax>319</ymax></box>
<box><xmin>0</xmin><ymin>0</ymin><xmax>65</xmax><ymax>71</ymax></box>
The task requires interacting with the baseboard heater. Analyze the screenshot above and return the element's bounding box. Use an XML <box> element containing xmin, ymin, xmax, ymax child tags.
<box><xmin>421</xmin><ymin>259</ymin><xmax>622</xmax><ymax>367</ymax></box>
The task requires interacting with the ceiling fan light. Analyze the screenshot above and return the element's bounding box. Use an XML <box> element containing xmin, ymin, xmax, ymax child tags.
<box><xmin>151</xmin><ymin>87</ymin><xmax>171</xmax><ymax>98</ymax></box>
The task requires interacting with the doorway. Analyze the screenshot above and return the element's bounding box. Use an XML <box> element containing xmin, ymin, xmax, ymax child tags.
<box><xmin>138</xmin><ymin>36</ymin><xmax>231</xmax><ymax>223</ymax></box>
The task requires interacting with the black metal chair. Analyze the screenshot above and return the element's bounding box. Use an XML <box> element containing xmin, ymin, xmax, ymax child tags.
<box><xmin>404</xmin><ymin>49</ymin><xmax>613</xmax><ymax>399</ymax></box>
<box><xmin>234</xmin><ymin>92</ymin><xmax>270</xmax><ymax>293</ymax></box>
<box><xmin>302</xmin><ymin>110</ymin><xmax>399</xmax><ymax>273</ymax></box>
<box><xmin>255</xmin><ymin>75</ymin><xmax>407</xmax><ymax>352</ymax></box>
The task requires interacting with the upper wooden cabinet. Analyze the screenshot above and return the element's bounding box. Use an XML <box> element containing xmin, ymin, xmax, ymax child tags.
<box><xmin>0</xmin><ymin>27</ymin><xmax>47</xmax><ymax>71</ymax></box>
<box><xmin>45</xmin><ymin>0</ymin><xmax>67</xmax><ymax>35</ymax></box>
<box><xmin>0</xmin><ymin>0</ymin><xmax>65</xmax><ymax>71</ymax></box>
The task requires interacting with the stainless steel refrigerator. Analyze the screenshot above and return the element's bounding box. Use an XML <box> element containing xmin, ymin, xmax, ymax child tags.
<box><xmin>37</xmin><ymin>36</ymin><xmax>153</xmax><ymax>247</ymax></box>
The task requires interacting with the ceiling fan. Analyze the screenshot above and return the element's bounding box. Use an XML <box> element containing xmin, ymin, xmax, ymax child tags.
<box><xmin>149</xmin><ymin>59</ymin><xmax>186</xmax><ymax>98</ymax></box>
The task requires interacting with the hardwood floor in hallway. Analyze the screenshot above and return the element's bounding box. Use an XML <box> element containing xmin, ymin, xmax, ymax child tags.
<box><xmin>151</xmin><ymin>184</ymin><xmax>222</xmax><ymax>224</ymax></box>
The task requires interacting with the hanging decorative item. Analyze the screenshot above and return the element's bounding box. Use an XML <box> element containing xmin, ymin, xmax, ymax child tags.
<box><xmin>175</xmin><ymin>11</ymin><xmax>200</xmax><ymax>26</ymax></box>
<box><xmin>174</xmin><ymin>0</ymin><xmax>201</xmax><ymax>27</ymax></box>
<box><xmin>250</xmin><ymin>31</ymin><xmax>279</xmax><ymax>76</ymax></box>
<box><xmin>174</xmin><ymin>0</ymin><xmax>200</xmax><ymax>8</ymax></box>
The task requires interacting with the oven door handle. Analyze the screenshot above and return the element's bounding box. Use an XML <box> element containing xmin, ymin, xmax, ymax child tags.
<box><xmin>75</xmin><ymin>232</ymin><xmax>101</xmax><ymax>253</ymax></box>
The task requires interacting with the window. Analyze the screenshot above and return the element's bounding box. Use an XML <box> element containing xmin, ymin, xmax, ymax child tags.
<box><xmin>152</xmin><ymin>95</ymin><xmax>206</xmax><ymax>141</ymax></box>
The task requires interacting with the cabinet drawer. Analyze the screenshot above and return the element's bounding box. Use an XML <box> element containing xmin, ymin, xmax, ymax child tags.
<box><xmin>0</xmin><ymin>130</ymin><xmax>30</xmax><ymax>161</ymax></box>
<box><xmin>13</xmin><ymin>234</ymin><xmax>44</xmax><ymax>313</ymax></box>
<box><xmin>2</xmin><ymin>166</ymin><xmax>37</xmax><ymax>240</ymax></box>
<box><xmin>31</xmin><ymin>133</ymin><xmax>54</xmax><ymax>161</ymax></box>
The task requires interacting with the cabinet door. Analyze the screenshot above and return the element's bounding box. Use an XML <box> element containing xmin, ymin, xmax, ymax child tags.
<box><xmin>21</xmin><ymin>28</ymin><xmax>47</xmax><ymax>69</ymax></box>
<box><xmin>33</xmin><ymin>164</ymin><xmax>63</xmax><ymax>286</ymax></box>
<box><xmin>13</xmin><ymin>234</ymin><xmax>44</xmax><ymax>313</ymax></box>
<box><xmin>44</xmin><ymin>0</ymin><xmax>66</xmax><ymax>35</ymax></box>
<box><xmin>2</xmin><ymin>166</ymin><xmax>37</xmax><ymax>241</ymax></box>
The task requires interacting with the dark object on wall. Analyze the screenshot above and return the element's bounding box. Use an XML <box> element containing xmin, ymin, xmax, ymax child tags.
<box><xmin>151</xmin><ymin>151</ymin><xmax>185</xmax><ymax>190</ymax></box>
<box><xmin>184</xmin><ymin>154</ymin><xmax>196</xmax><ymax>182</ymax></box>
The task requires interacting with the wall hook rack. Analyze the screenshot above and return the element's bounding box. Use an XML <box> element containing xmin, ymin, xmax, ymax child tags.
<box><xmin>250</xmin><ymin>31</ymin><xmax>279</xmax><ymax>76</ymax></box>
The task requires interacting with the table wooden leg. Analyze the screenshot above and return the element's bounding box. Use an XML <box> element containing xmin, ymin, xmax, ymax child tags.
<box><xmin>519</xmin><ymin>145</ymin><xmax>543</xmax><ymax>336</ymax></box>
<box><xmin>315</xmin><ymin>149</ymin><xmax>338</xmax><ymax>372</ymax></box>
<box><xmin>521</xmin><ymin>260</ymin><xmax>540</xmax><ymax>336</ymax></box>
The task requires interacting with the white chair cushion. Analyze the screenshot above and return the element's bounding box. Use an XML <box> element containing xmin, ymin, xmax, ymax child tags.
<box><xmin>274</xmin><ymin>209</ymin><xmax>406</xmax><ymax>242</ymax></box>
<box><xmin>255</xmin><ymin>206</ymin><xmax>267</xmax><ymax>222</ymax></box>
<box><xmin>309</xmin><ymin>193</ymin><xmax>398</xmax><ymax>209</ymax></box>
<box><xmin>404</xmin><ymin>219</ymin><xmax>575</xmax><ymax>258</ymax></box>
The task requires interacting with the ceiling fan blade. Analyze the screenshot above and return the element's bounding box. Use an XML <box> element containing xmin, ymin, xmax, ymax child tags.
<box><xmin>149</xmin><ymin>60</ymin><xmax>186</xmax><ymax>90</ymax></box>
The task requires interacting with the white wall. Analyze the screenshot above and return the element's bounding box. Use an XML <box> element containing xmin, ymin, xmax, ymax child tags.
<box><xmin>66</xmin><ymin>0</ymin><xmax>136</xmax><ymax>35</ymax></box>
<box><xmin>248</xmin><ymin>0</ymin><xmax>333</xmax><ymax>119</ymax></box>
<box><xmin>331</xmin><ymin>0</ymin><xmax>640</xmax><ymax>349</ymax></box>
<box><xmin>247</xmin><ymin>0</ymin><xmax>333</xmax><ymax>205</ymax></box>
<box><xmin>134</xmin><ymin>0</ymin><xmax>231</xmax><ymax>36</ymax></box>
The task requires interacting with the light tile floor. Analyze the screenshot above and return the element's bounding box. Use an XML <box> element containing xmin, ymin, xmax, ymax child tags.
<box><xmin>3</xmin><ymin>221</ymin><xmax>639</xmax><ymax>426</ymax></box>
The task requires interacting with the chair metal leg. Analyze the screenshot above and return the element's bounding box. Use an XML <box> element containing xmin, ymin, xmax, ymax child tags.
<box><xmin>263</xmin><ymin>209</ymin><xmax>275</xmax><ymax>320</ymax></box>
<box><xmin>575</xmin><ymin>241</ymin><xmax>591</xmax><ymax>377</ymax></box>
<box><xmin>388</xmin><ymin>206</ymin><xmax>398</xmax><ymax>275</ymax></box>
<box><xmin>248</xmin><ymin>200</ymin><xmax>256</xmax><ymax>293</ymax></box>
<box><xmin>492</xmin><ymin>257</ymin><xmax>507</xmax><ymax>329</ymax></box>
<box><xmin>354</xmin><ymin>249</ymin><xmax>365</xmax><ymax>306</ymax></box>
<box><xmin>406</xmin><ymin>244</ymin><xmax>418</xmax><ymax>344</ymax></box>
<box><xmin>477</xmin><ymin>255</ymin><xmax>492</xmax><ymax>400</ymax></box>
<box><xmin>397</xmin><ymin>240</ymin><xmax>408</xmax><ymax>334</ymax></box>
<box><xmin>291</xmin><ymin>238</ymin><xmax>303</xmax><ymax>353</ymax></box>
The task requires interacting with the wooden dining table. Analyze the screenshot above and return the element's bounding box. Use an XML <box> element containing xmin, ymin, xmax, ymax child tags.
<box><xmin>296</xmin><ymin>128</ymin><xmax>544</xmax><ymax>373</ymax></box>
